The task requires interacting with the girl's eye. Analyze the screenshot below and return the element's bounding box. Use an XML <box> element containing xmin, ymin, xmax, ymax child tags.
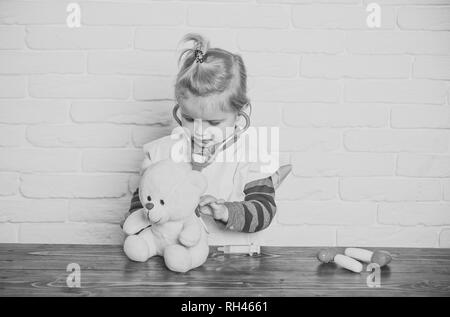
<box><xmin>160</xmin><ymin>199</ymin><xmax>165</xmax><ymax>205</ymax></box>
<box><xmin>184</xmin><ymin>116</ymin><xmax>194</xmax><ymax>122</ymax></box>
<box><xmin>147</xmin><ymin>196</ymin><xmax>151</xmax><ymax>201</ymax></box>
<box><xmin>208</xmin><ymin>121</ymin><xmax>221</xmax><ymax>126</ymax></box>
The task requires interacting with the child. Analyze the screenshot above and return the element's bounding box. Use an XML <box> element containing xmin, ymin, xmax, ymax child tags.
<box><xmin>124</xmin><ymin>33</ymin><xmax>285</xmax><ymax>246</ymax></box>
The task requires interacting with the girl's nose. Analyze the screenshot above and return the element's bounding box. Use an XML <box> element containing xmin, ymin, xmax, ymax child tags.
<box><xmin>193</xmin><ymin>119</ymin><xmax>205</xmax><ymax>137</ymax></box>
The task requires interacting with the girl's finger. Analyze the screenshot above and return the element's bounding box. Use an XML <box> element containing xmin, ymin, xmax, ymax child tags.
<box><xmin>199</xmin><ymin>195</ymin><xmax>217</xmax><ymax>206</ymax></box>
<box><xmin>199</xmin><ymin>205</ymin><xmax>213</xmax><ymax>216</ymax></box>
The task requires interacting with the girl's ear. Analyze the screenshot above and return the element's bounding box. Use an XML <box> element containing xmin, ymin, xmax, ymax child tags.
<box><xmin>189</xmin><ymin>170</ymin><xmax>208</xmax><ymax>195</ymax></box>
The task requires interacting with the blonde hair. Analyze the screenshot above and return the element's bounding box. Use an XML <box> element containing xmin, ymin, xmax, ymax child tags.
<box><xmin>175</xmin><ymin>33</ymin><xmax>249</xmax><ymax>112</ymax></box>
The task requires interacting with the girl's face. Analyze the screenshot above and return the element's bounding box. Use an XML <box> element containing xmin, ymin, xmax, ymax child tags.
<box><xmin>179</xmin><ymin>93</ymin><xmax>238</xmax><ymax>148</ymax></box>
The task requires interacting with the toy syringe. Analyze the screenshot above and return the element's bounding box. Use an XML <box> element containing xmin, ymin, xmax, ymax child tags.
<box><xmin>217</xmin><ymin>244</ymin><xmax>260</xmax><ymax>255</ymax></box>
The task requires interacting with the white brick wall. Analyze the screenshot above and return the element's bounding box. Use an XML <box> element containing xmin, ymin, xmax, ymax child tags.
<box><xmin>0</xmin><ymin>0</ymin><xmax>449</xmax><ymax>248</ymax></box>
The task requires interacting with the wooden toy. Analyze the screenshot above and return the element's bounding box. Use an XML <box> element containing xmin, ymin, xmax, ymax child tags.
<box><xmin>344</xmin><ymin>247</ymin><xmax>392</xmax><ymax>267</ymax></box>
<box><xmin>317</xmin><ymin>249</ymin><xmax>363</xmax><ymax>273</ymax></box>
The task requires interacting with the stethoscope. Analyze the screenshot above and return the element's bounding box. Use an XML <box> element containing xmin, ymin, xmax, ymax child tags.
<box><xmin>172</xmin><ymin>103</ymin><xmax>251</xmax><ymax>167</ymax></box>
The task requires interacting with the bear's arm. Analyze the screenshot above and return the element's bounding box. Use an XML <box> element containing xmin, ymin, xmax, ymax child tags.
<box><xmin>222</xmin><ymin>175</ymin><xmax>276</xmax><ymax>233</ymax></box>
<box><xmin>179</xmin><ymin>216</ymin><xmax>202</xmax><ymax>247</ymax></box>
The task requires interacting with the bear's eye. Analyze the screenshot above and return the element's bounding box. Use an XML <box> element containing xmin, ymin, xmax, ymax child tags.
<box><xmin>147</xmin><ymin>195</ymin><xmax>151</xmax><ymax>201</ymax></box>
<box><xmin>160</xmin><ymin>199</ymin><xmax>165</xmax><ymax>205</ymax></box>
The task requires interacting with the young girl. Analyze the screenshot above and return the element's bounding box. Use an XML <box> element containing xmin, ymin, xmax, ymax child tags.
<box><xmin>124</xmin><ymin>33</ymin><xmax>287</xmax><ymax>247</ymax></box>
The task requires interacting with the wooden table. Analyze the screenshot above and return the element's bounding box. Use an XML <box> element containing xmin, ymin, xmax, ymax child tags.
<box><xmin>0</xmin><ymin>244</ymin><xmax>449</xmax><ymax>296</ymax></box>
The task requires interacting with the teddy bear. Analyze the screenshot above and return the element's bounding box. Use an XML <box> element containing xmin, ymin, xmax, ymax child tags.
<box><xmin>122</xmin><ymin>159</ymin><xmax>209</xmax><ymax>273</ymax></box>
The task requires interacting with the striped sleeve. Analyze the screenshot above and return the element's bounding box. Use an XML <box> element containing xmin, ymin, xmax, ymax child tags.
<box><xmin>223</xmin><ymin>176</ymin><xmax>276</xmax><ymax>233</ymax></box>
<box><xmin>128</xmin><ymin>187</ymin><xmax>143</xmax><ymax>214</ymax></box>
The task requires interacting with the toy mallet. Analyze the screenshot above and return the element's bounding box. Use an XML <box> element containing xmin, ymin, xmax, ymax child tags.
<box><xmin>317</xmin><ymin>248</ymin><xmax>363</xmax><ymax>273</ymax></box>
<box><xmin>344</xmin><ymin>248</ymin><xmax>392</xmax><ymax>268</ymax></box>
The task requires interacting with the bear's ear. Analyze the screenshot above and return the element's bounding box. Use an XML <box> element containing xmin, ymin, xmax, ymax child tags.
<box><xmin>188</xmin><ymin>170</ymin><xmax>207</xmax><ymax>195</ymax></box>
<box><xmin>139</xmin><ymin>152</ymin><xmax>152</xmax><ymax>176</ymax></box>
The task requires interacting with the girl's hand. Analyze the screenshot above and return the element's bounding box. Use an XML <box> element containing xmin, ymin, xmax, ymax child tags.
<box><xmin>199</xmin><ymin>195</ymin><xmax>229</xmax><ymax>223</ymax></box>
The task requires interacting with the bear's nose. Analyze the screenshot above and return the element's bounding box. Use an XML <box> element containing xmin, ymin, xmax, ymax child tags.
<box><xmin>145</xmin><ymin>202</ymin><xmax>154</xmax><ymax>210</ymax></box>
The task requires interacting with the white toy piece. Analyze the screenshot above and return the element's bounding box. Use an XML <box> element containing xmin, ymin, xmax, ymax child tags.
<box><xmin>218</xmin><ymin>244</ymin><xmax>260</xmax><ymax>256</ymax></box>
<box><xmin>317</xmin><ymin>249</ymin><xmax>363</xmax><ymax>273</ymax></box>
<box><xmin>344</xmin><ymin>247</ymin><xmax>392</xmax><ymax>267</ymax></box>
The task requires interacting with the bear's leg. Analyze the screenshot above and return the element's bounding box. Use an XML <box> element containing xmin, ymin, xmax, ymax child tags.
<box><xmin>123</xmin><ymin>228</ymin><xmax>158</xmax><ymax>262</ymax></box>
<box><xmin>163</xmin><ymin>245</ymin><xmax>192</xmax><ymax>273</ymax></box>
<box><xmin>188</xmin><ymin>241</ymin><xmax>209</xmax><ymax>269</ymax></box>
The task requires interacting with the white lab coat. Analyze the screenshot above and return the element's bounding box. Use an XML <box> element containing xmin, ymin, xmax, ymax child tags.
<box><xmin>139</xmin><ymin>128</ymin><xmax>279</xmax><ymax>246</ymax></box>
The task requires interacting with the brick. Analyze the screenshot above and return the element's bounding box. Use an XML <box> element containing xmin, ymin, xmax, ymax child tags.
<box><xmin>135</xmin><ymin>28</ymin><xmax>186</xmax><ymax>50</ymax></box>
<box><xmin>250</xmin><ymin>78</ymin><xmax>340</xmax><ymax>103</ymax></box>
<box><xmin>0</xmin><ymin>125</ymin><xmax>25</xmax><ymax>146</ymax></box>
<box><xmin>444</xmin><ymin>180</ymin><xmax>450</xmax><ymax>201</ymax></box>
<box><xmin>71</xmin><ymin>100</ymin><xmax>173</xmax><ymax>125</ymax></box>
<box><xmin>261</xmin><ymin>0</ymin><xmax>360</xmax><ymax>3</ymax></box>
<box><xmin>187</xmin><ymin>4</ymin><xmax>289</xmax><ymax>28</ymax></box>
<box><xmin>302</xmin><ymin>55</ymin><xmax>410</xmax><ymax>79</ymax></box>
<box><xmin>398</xmin><ymin>7</ymin><xmax>450</xmax><ymax>30</ymax></box>
<box><xmin>21</xmin><ymin>174</ymin><xmax>129</xmax><ymax>198</ymax></box>
<box><xmin>242</xmin><ymin>53</ymin><xmax>299</xmax><ymax>78</ymax></box>
<box><xmin>133</xmin><ymin>77</ymin><xmax>175</xmax><ymax>100</ymax></box>
<box><xmin>378</xmin><ymin>202</ymin><xmax>450</xmax><ymax>226</ymax></box>
<box><xmin>344</xmin><ymin>129</ymin><xmax>449</xmax><ymax>152</ymax></box>
<box><xmin>0</xmin><ymin>1</ymin><xmax>66</xmax><ymax>24</ymax></box>
<box><xmin>0</xmin><ymin>149</ymin><xmax>80</xmax><ymax>172</ymax></box>
<box><xmin>283</xmin><ymin>103</ymin><xmax>388</xmax><ymax>128</ymax></box>
<box><xmin>391</xmin><ymin>105</ymin><xmax>450</xmax><ymax>129</ymax></box>
<box><xmin>26</xmin><ymin>27</ymin><xmax>133</xmax><ymax>49</ymax></box>
<box><xmin>0</xmin><ymin>199</ymin><xmax>67</xmax><ymax>222</ymax></box>
<box><xmin>250</xmin><ymin>102</ymin><xmax>283</xmax><ymax>127</ymax></box>
<box><xmin>414</xmin><ymin>56</ymin><xmax>450</xmax><ymax>80</ymax></box>
<box><xmin>278</xmin><ymin>201</ymin><xmax>376</xmax><ymax>225</ymax></box>
<box><xmin>346</xmin><ymin>31</ymin><xmax>450</xmax><ymax>55</ymax></box>
<box><xmin>82</xmin><ymin>2</ymin><xmax>185</xmax><ymax>26</ymax></box>
<box><xmin>292</xmin><ymin>5</ymin><xmax>394</xmax><ymax>29</ymax></box>
<box><xmin>132</xmin><ymin>126</ymin><xmax>177</xmax><ymax>147</ymax></box>
<box><xmin>261</xmin><ymin>224</ymin><xmax>336</xmax><ymax>246</ymax></box>
<box><xmin>238</xmin><ymin>30</ymin><xmax>345</xmax><ymax>53</ymax></box>
<box><xmin>340</xmin><ymin>178</ymin><xmax>441</xmax><ymax>201</ymax></box>
<box><xmin>337</xmin><ymin>227</ymin><xmax>439</xmax><ymax>247</ymax></box>
<box><xmin>279</xmin><ymin>128</ymin><xmax>341</xmax><ymax>152</ymax></box>
<box><xmin>397</xmin><ymin>154</ymin><xmax>450</xmax><ymax>177</ymax></box>
<box><xmin>0</xmin><ymin>223</ymin><xmax>18</xmax><ymax>243</ymax></box>
<box><xmin>0</xmin><ymin>76</ymin><xmax>25</xmax><ymax>98</ymax></box>
<box><xmin>129</xmin><ymin>175</ymin><xmax>141</xmax><ymax>194</ymax></box>
<box><xmin>0</xmin><ymin>173</ymin><xmax>19</xmax><ymax>196</ymax></box>
<box><xmin>69</xmin><ymin>198</ymin><xmax>130</xmax><ymax>224</ymax></box>
<box><xmin>345</xmin><ymin>80</ymin><xmax>447</xmax><ymax>104</ymax></box>
<box><xmin>19</xmin><ymin>223</ymin><xmax>125</xmax><ymax>245</ymax></box>
<box><xmin>0</xmin><ymin>26</ymin><xmax>25</xmax><ymax>49</ymax></box>
<box><xmin>82</xmin><ymin>149</ymin><xmax>143</xmax><ymax>172</ymax></box>
<box><xmin>440</xmin><ymin>229</ymin><xmax>450</xmax><ymax>248</ymax></box>
<box><xmin>29</xmin><ymin>75</ymin><xmax>130</xmax><ymax>99</ymax></box>
<box><xmin>292</xmin><ymin>152</ymin><xmax>395</xmax><ymax>177</ymax></box>
<box><xmin>88</xmin><ymin>51</ymin><xmax>176</xmax><ymax>75</ymax></box>
<box><xmin>0</xmin><ymin>100</ymin><xmax>69</xmax><ymax>124</ymax></box>
<box><xmin>135</xmin><ymin>28</ymin><xmax>238</xmax><ymax>51</ymax></box>
<box><xmin>0</xmin><ymin>52</ymin><xmax>84</xmax><ymax>74</ymax></box>
<box><xmin>276</xmin><ymin>176</ymin><xmax>338</xmax><ymax>200</ymax></box>
<box><xmin>27</xmin><ymin>124</ymin><xmax>130</xmax><ymax>148</ymax></box>
<box><xmin>364</xmin><ymin>0</ymin><xmax>450</xmax><ymax>4</ymax></box>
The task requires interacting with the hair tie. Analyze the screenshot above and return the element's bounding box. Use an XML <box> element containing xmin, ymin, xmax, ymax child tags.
<box><xmin>194</xmin><ymin>49</ymin><xmax>205</xmax><ymax>63</ymax></box>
